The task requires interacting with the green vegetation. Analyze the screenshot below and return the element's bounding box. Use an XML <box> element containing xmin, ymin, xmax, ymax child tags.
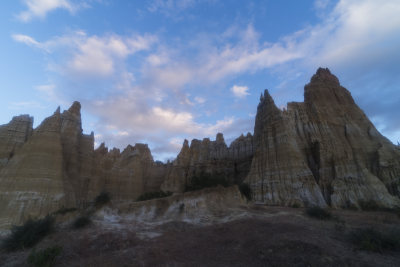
<box><xmin>185</xmin><ymin>173</ymin><xmax>230</xmax><ymax>192</ymax></box>
<box><xmin>72</xmin><ymin>215</ymin><xmax>91</xmax><ymax>229</ymax></box>
<box><xmin>94</xmin><ymin>191</ymin><xmax>110</xmax><ymax>206</ymax></box>
<box><xmin>239</xmin><ymin>183</ymin><xmax>252</xmax><ymax>200</ymax></box>
<box><xmin>349</xmin><ymin>227</ymin><xmax>400</xmax><ymax>252</ymax></box>
<box><xmin>1</xmin><ymin>216</ymin><xmax>54</xmax><ymax>251</ymax></box>
<box><xmin>53</xmin><ymin>207</ymin><xmax>77</xmax><ymax>216</ymax></box>
<box><xmin>137</xmin><ymin>191</ymin><xmax>173</xmax><ymax>202</ymax></box>
<box><xmin>305</xmin><ymin>206</ymin><xmax>332</xmax><ymax>220</ymax></box>
<box><xmin>27</xmin><ymin>245</ymin><xmax>62</xmax><ymax>267</ymax></box>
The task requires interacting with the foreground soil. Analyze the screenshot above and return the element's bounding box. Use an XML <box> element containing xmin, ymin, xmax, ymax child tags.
<box><xmin>1</xmin><ymin>205</ymin><xmax>400</xmax><ymax>267</ymax></box>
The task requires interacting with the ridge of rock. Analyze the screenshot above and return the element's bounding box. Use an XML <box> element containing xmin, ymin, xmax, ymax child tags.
<box><xmin>0</xmin><ymin>68</ymin><xmax>399</xmax><ymax>230</ymax></box>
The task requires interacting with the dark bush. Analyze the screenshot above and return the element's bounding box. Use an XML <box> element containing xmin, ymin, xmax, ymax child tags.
<box><xmin>27</xmin><ymin>245</ymin><xmax>62</xmax><ymax>267</ymax></box>
<box><xmin>305</xmin><ymin>206</ymin><xmax>332</xmax><ymax>220</ymax></box>
<box><xmin>349</xmin><ymin>227</ymin><xmax>400</xmax><ymax>252</ymax></box>
<box><xmin>137</xmin><ymin>191</ymin><xmax>173</xmax><ymax>202</ymax></box>
<box><xmin>72</xmin><ymin>216</ymin><xmax>91</xmax><ymax>229</ymax></box>
<box><xmin>358</xmin><ymin>200</ymin><xmax>380</xmax><ymax>211</ymax></box>
<box><xmin>291</xmin><ymin>203</ymin><xmax>301</xmax><ymax>208</ymax></box>
<box><xmin>2</xmin><ymin>216</ymin><xmax>54</xmax><ymax>251</ymax></box>
<box><xmin>94</xmin><ymin>191</ymin><xmax>110</xmax><ymax>206</ymax></box>
<box><xmin>53</xmin><ymin>207</ymin><xmax>77</xmax><ymax>216</ymax></box>
<box><xmin>239</xmin><ymin>183</ymin><xmax>252</xmax><ymax>200</ymax></box>
<box><xmin>185</xmin><ymin>173</ymin><xmax>230</xmax><ymax>192</ymax></box>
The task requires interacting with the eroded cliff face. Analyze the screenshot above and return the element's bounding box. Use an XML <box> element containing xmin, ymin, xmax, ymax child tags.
<box><xmin>0</xmin><ymin>67</ymin><xmax>399</xmax><ymax>229</ymax></box>
<box><xmin>89</xmin><ymin>143</ymin><xmax>167</xmax><ymax>202</ymax></box>
<box><xmin>161</xmin><ymin>133</ymin><xmax>254</xmax><ymax>193</ymax></box>
<box><xmin>0</xmin><ymin>115</ymin><xmax>33</xmax><ymax>171</ymax></box>
<box><xmin>245</xmin><ymin>68</ymin><xmax>400</xmax><ymax>208</ymax></box>
<box><xmin>0</xmin><ymin>103</ymin><xmax>168</xmax><ymax>228</ymax></box>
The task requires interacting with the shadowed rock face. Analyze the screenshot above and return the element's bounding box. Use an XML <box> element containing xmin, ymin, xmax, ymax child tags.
<box><xmin>245</xmin><ymin>68</ymin><xmax>400</xmax><ymax>208</ymax></box>
<box><xmin>161</xmin><ymin>132</ymin><xmax>254</xmax><ymax>193</ymax></box>
<box><xmin>0</xmin><ymin>68</ymin><xmax>399</xmax><ymax>229</ymax></box>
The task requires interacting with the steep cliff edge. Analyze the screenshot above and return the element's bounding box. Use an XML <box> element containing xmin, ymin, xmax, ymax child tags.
<box><xmin>245</xmin><ymin>68</ymin><xmax>400</xmax><ymax>208</ymax></box>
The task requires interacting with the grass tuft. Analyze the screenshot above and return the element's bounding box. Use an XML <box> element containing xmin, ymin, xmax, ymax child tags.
<box><xmin>239</xmin><ymin>183</ymin><xmax>252</xmax><ymax>200</ymax></box>
<box><xmin>27</xmin><ymin>245</ymin><xmax>62</xmax><ymax>267</ymax></box>
<box><xmin>72</xmin><ymin>216</ymin><xmax>91</xmax><ymax>229</ymax></box>
<box><xmin>185</xmin><ymin>173</ymin><xmax>230</xmax><ymax>192</ymax></box>
<box><xmin>2</xmin><ymin>216</ymin><xmax>54</xmax><ymax>251</ymax></box>
<box><xmin>94</xmin><ymin>191</ymin><xmax>110</xmax><ymax>207</ymax></box>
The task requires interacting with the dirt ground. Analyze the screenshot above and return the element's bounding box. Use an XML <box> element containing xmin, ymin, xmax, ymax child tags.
<box><xmin>1</xmin><ymin>205</ymin><xmax>400</xmax><ymax>267</ymax></box>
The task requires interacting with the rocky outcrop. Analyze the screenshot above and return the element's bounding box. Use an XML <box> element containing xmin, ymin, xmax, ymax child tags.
<box><xmin>0</xmin><ymin>103</ymin><xmax>169</xmax><ymax>228</ymax></box>
<box><xmin>0</xmin><ymin>67</ymin><xmax>399</xmax><ymax>230</ymax></box>
<box><xmin>0</xmin><ymin>115</ymin><xmax>33</xmax><ymax>171</ymax></box>
<box><xmin>245</xmin><ymin>68</ymin><xmax>400</xmax><ymax>208</ymax></box>
<box><xmin>90</xmin><ymin>143</ymin><xmax>167</xmax><ymax>202</ymax></box>
<box><xmin>161</xmin><ymin>133</ymin><xmax>254</xmax><ymax>193</ymax></box>
<box><xmin>0</xmin><ymin>110</ymin><xmax>66</xmax><ymax>228</ymax></box>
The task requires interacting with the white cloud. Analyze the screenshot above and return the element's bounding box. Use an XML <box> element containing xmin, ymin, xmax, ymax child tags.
<box><xmin>17</xmin><ymin>0</ymin><xmax>80</xmax><ymax>22</ymax></box>
<box><xmin>12</xmin><ymin>34</ymin><xmax>42</xmax><ymax>48</ymax></box>
<box><xmin>15</xmin><ymin>0</ymin><xmax>400</xmax><ymax>157</ymax></box>
<box><xmin>13</xmin><ymin>31</ymin><xmax>157</xmax><ymax>77</ymax></box>
<box><xmin>230</xmin><ymin>85</ymin><xmax>249</xmax><ymax>98</ymax></box>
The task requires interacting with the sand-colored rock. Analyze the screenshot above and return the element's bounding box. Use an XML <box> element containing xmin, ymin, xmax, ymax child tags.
<box><xmin>0</xmin><ymin>115</ymin><xmax>33</xmax><ymax>171</ymax></box>
<box><xmin>1</xmin><ymin>67</ymin><xmax>399</xmax><ymax>230</ymax></box>
<box><xmin>245</xmin><ymin>68</ymin><xmax>400</xmax><ymax>208</ymax></box>
<box><xmin>88</xmin><ymin>143</ymin><xmax>167</xmax><ymax>202</ymax></box>
<box><xmin>0</xmin><ymin>110</ymin><xmax>66</xmax><ymax>228</ymax></box>
<box><xmin>161</xmin><ymin>133</ymin><xmax>254</xmax><ymax>193</ymax></box>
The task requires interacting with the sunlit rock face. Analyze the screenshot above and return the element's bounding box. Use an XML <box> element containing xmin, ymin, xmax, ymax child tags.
<box><xmin>161</xmin><ymin>132</ymin><xmax>254</xmax><ymax>193</ymax></box>
<box><xmin>245</xmin><ymin>68</ymin><xmax>400</xmax><ymax>208</ymax></box>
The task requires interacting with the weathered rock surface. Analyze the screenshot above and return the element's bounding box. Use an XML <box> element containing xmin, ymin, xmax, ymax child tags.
<box><xmin>245</xmin><ymin>68</ymin><xmax>400</xmax><ymax>208</ymax></box>
<box><xmin>0</xmin><ymin>115</ymin><xmax>33</xmax><ymax>171</ymax></box>
<box><xmin>0</xmin><ymin>67</ymin><xmax>399</xmax><ymax>230</ymax></box>
<box><xmin>89</xmin><ymin>143</ymin><xmax>167</xmax><ymax>202</ymax></box>
<box><xmin>161</xmin><ymin>133</ymin><xmax>254</xmax><ymax>193</ymax></box>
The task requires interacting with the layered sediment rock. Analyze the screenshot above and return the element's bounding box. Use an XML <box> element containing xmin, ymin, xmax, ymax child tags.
<box><xmin>0</xmin><ymin>115</ymin><xmax>33</xmax><ymax>171</ymax></box>
<box><xmin>245</xmin><ymin>68</ymin><xmax>400</xmax><ymax>208</ymax></box>
<box><xmin>90</xmin><ymin>143</ymin><xmax>167</xmax><ymax>202</ymax></box>
<box><xmin>0</xmin><ymin>67</ymin><xmax>399</xmax><ymax>229</ymax></box>
<box><xmin>161</xmin><ymin>133</ymin><xmax>254</xmax><ymax>193</ymax></box>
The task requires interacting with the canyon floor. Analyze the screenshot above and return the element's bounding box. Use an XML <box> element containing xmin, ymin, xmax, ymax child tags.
<box><xmin>1</xmin><ymin>202</ymin><xmax>400</xmax><ymax>267</ymax></box>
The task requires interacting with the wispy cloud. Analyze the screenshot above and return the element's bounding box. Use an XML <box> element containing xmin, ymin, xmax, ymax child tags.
<box><xmin>13</xmin><ymin>0</ymin><xmax>400</xmax><ymax>158</ymax></box>
<box><xmin>13</xmin><ymin>31</ymin><xmax>157</xmax><ymax>77</ymax></box>
<box><xmin>17</xmin><ymin>0</ymin><xmax>83</xmax><ymax>22</ymax></box>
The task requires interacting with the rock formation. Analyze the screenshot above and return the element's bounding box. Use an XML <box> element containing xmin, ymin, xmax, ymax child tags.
<box><xmin>161</xmin><ymin>132</ymin><xmax>254</xmax><ymax>193</ymax></box>
<box><xmin>0</xmin><ymin>67</ymin><xmax>399</xmax><ymax>229</ymax></box>
<box><xmin>0</xmin><ymin>115</ymin><xmax>33</xmax><ymax>171</ymax></box>
<box><xmin>89</xmin><ymin>143</ymin><xmax>167</xmax><ymax>202</ymax></box>
<box><xmin>245</xmin><ymin>68</ymin><xmax>400</xmax><ymax>208</ymax></box>
<box><xmin>0</xmin><ymin>103</ymin><xmax>169</xmax><ymax>228</ymax></box>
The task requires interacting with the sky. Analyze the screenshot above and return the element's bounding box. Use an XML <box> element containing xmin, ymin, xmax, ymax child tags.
<box><xmin>1</xmin><ymin>0</ymin><xmax>400</xmax><ymax>161</ymax></box>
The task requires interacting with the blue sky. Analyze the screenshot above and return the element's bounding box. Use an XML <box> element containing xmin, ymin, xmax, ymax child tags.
<box><xmin>1</xmin><ymin>0</ymin><xmax>400</xmax><ymax>161</ymax></box>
